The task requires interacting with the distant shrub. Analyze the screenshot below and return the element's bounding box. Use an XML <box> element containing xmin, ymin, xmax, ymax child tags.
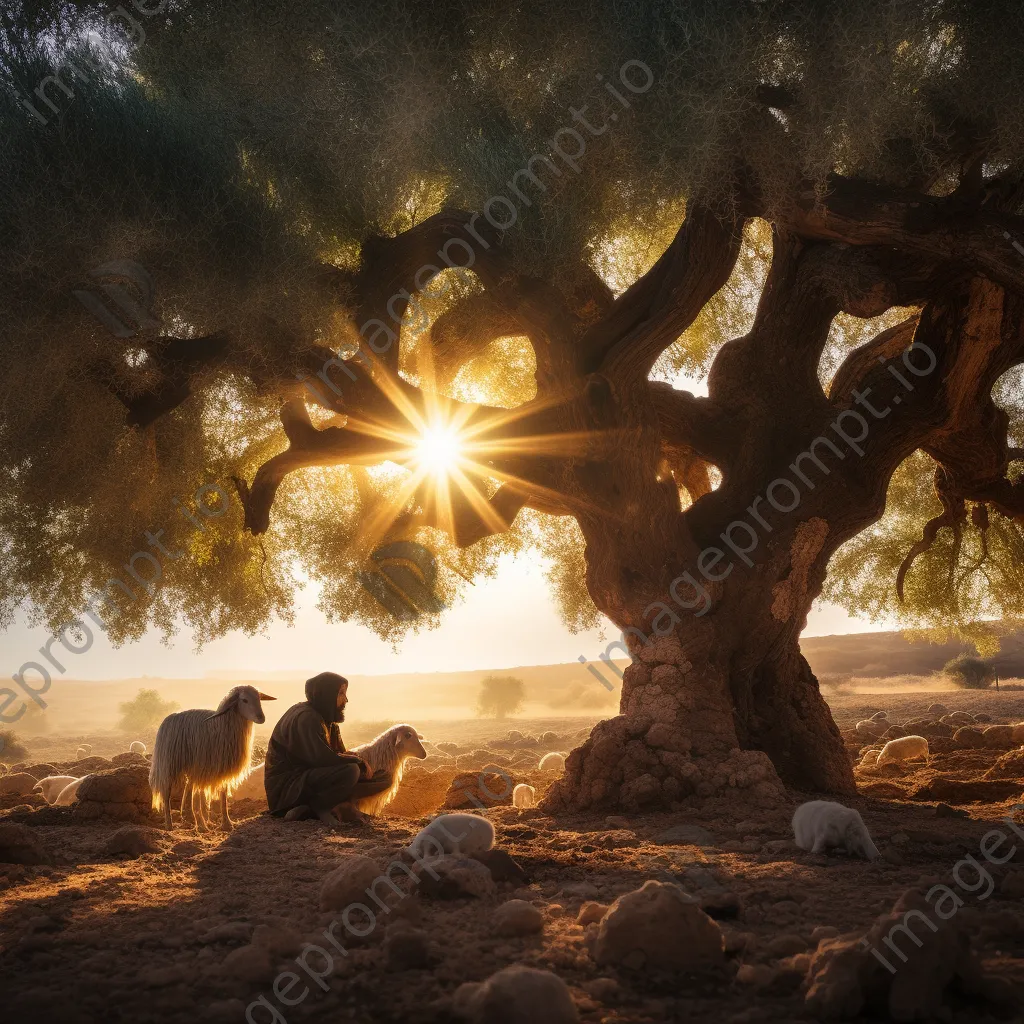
<box><xmin>476</xmin><ymin>675</ymin><xmax>526</xmax><ymax>719</ymax></box>
<box><xmin>819</xmin><ymin>672</ymin><xmax>854</xmax><ymax>694</ymax></box>
<box><xmin>118</xmin><ymin>688</ymin><xmax>180</xmax><ymax>733</ymax></box>
<box><xmin>943</xmin><ymin>655</ymin><xmax>995</xmax><ymax>690</ymax></box>
<box><xmin>0</xmin><ymin>728</ymin><xmax>29</xmax><ymax>763</ymax></box>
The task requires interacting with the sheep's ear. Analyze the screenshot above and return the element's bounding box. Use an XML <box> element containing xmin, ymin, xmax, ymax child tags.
<box><xmin>257</xmin><ymin>692</ymin><xmax>276</xmax><ymax>700</ymax></box>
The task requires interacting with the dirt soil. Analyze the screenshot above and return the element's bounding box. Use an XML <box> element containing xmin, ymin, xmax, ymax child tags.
<box><xmin>2</xmin><ymin>692</ymin><xmax>1024</xmax><ymax>1023</ymax></box>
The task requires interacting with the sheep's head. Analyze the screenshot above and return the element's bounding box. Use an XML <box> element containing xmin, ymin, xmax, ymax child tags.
<box><xmin>220</xmin><ymin>685</ymin><xmax>276</xmax><ymax>725</ymax></box>
<box><xmin>393</xmin><ymin>724</ymin><xmax>427</xmax><ymax>761</ymax></box>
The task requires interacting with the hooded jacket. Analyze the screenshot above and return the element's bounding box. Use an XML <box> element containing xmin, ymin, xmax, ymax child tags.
<box><xmin>264</xmin><ymin>673</ymin><xmax>357</xmax><ymax>813</ymax></box>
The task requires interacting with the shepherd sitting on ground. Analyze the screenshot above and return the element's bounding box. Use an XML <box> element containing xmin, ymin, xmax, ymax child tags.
<box><xmin>265</xmin><ymin>671</ymin><xmax>392</xmax><ymax>828</ymax></box>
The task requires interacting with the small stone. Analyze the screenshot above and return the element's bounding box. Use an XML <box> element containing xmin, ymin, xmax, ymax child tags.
<box><xmin>104</xmin><ymin>826</ymin><xmax>162</xmax><ymax>858</ymax></box>
<box><xmin>383</xmin><ymin>922</ymin><xmax>433</xmax><ymax>969</ymax></box>
<box><xmin>494</xmin><ymin>899</ymin><xmax>544</xmax><ymax>937</ymax></box>
<box><xmin>593</xmin><ymin>880</ymin><xmax>724</xmax><ymax>971</ymax></box>
<box><xmin>561</xmin><ymin>881</ymin><xmax>600</xmax><ymax>899</ymax></box>
<box><xmin>654</xmin><ymin>824</ymin><xmax>715</xmax><ymax>847</ymax></box>
<box><xmin>170</xmin><ymin>840</ymin><xmax>204</xmax><ymax>857</ymax></box>
<box><xmin>737</xmin><ymin>963</ymin><xmax>776</xmax><ymax>987</ymax></box>
<box><xmin>764</xmin><ymin>934</ymin><xmax>806</xmax><ymax>958</ymax></box>
<box><xmin>576</xmin><ymin>901</ymin><xmax>608</xmax><ymax>926</ymax></box>
<box><xmin>319</xmin><ymin>855</ymin><xmax>382</xmax><ymax>911</ymax></box>
<box><xmin>699</xmin><ymin>891</ymin><xmax>742</xmax><ymax>920</ymax></box>
<box><xmin>221</xmin><ymin>944</ymin><xmax>275</xmax><ymax>984</ymax></box>
<box><xmin>453</xmin><ymin>965</ymin><xmax>579</xmax><ymax>1024</ymax></box>
<box><xmin>199</xmin><ymin>921</ymin><xmax>253</xmax><ymax>944</ymax></box>
<box><xmin>934</xmin><ymin>803</ymin><xmax>970</xmax><ymax>819</ymax></box>
<box><xmin>604</xmin><ymin>815</ymin><xmax>631</xmax><ymax>829</ymax></box>
<box><xmin>582</xmin><ymin>977</ymin><xmax>620</xmax><ymax>1003</ymax></box>
<box><xmin>416</xmin><ymin>855</ymin><xmax>497</xmax><ymax>900</ymax></box>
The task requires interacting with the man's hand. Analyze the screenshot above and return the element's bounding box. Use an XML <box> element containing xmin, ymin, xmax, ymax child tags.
<box><xmin>340</xmin><ymin>753</ymin><xmax>372</xmax><ymax>779</ymax></box>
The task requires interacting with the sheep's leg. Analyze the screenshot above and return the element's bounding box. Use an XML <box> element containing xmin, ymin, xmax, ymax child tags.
<box><xmin>219</xmin><ymin>787</ymin><xmax>233</xmax><ymax>831</ymax></box>
<box><xmin>160</xmin><ymin>789</ymin><xmax>172</xmax><ymax>829</ymax></box>
<box><xmin>811</xmin><ymin>835</ymin><xmax>827</xmax><ymax>854</ymax></box>
<box><xmin>192</xmin><ymin>787</ymin><xmax>210</xmax><ymax>831</ymax></box>
<box><xmin>180</xmin><ymin>780</ymin><xmax>194</xmax><ymax>827</ymax></box>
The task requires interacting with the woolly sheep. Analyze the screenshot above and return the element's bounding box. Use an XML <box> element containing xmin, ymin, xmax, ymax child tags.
<box><xmin>55</xmin><ymin>775</ymin><xmax>92</xmax><ymax>806</ymax></box>
<box><xmin>792</xmin><ymin>800</ymin><xmax>880</xmax><ymax>861</ymax></box>
<box><xmin>129</xmin><ymin>740</ymin><xmax>147</xmax><ymax>755</ymax></box>
<box><xmin>982</xmin><ymin>725</ymin><xmax>1017</xmax><ymax>749</ymax></box>
<box><xmin>409</xmin><ymin>812</ymin><xmax>495</xmax><ymax>858</ymax></box>
<box><xmin>538</xmin><ymin>752</ymin><xmax>566</xmax><ymax>773</ymax></box>
<box><xmin>927</xmin><ymin>703</ymin><xmax>949</xmax><ymax>717</ymax></box>
<box><xmin>876</xmin><ymin>735</ymin><xmax>929</xmax><ymax>767</ymax></box>
<box><xmin>942</xmin><ymin>712</ymin><xmax>974</xmax><ymax>727</ymax></box>
<box><xmin>33</xmin><ymin>775</ymin><xmax>79</xmax><ymax>804</ymax></box>
<box><xmin>75</xmin><ymin>746</ymin><xmax>89</xmax><ymax>760</ymax></box>
<box><xmin>855</xmin><ymin>720</ymin><xmax>884</xmax><ymax>738</ymax></box>
<box><xmin>149</xmin><ymin>685</ymin><xmax>275</xmax><ymax>831</ymax></box>
<box><xmin>870</xmin><ymin>711</ymin><xmax>888</xmax><ymax>722</ymax></box>
<box><xmin>352</xmin><ymin>724</ymin><xmax>427</xmax><ymax>815</ymax></box>
<box><xmin>859</xmin><ymin>750</ymin><xmax>880</xmax><ymax>768</ymax></box>
<box><xmin>513</xmin><ymin>783</ymin><xmax>536</xmax><ymax>809</ymax></box>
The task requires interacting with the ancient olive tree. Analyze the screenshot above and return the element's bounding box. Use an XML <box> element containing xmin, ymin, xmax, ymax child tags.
<box><xmin>4</xmin><ymin>1</ymin><xmax>1024</xmax><ymax>810</ymax></box>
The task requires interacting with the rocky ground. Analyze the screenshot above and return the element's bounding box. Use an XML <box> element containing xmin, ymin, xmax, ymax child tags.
<box><xmin>1</xmin><ymin>692</ymin><xmax>1024</xmax><ymax>1023</ymax></box>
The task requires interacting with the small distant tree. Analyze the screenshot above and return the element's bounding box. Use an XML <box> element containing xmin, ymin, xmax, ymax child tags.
<box><xmin>475</xmin><ymin>676</ymin><xmax>526</xmax><ymax>719</ymax></box>
<box><xmin>943</xmin><ymin>656</ymin><xmax>995</xmax><ymax>690</ymax></box>
<box><xmin>0</xmin><ymin>728</ymin><xmax>29</xmax><ymax>764</ymax></box>
<box><xmin>118</xmin><ymin>688</ymin><xmax>179</xmax><ymax>734</ymax></box>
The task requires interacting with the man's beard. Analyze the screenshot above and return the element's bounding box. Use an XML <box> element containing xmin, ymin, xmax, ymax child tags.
<box><xmin>334</xmin><ymin>706</ymin><xmax>346</xmax><ymax>724</ymax></box>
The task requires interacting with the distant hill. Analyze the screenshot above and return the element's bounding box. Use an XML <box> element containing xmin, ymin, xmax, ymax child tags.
<box><xmin>800</xmin><ymin>627</ymin><xmax>1024</xmax><ymax>679</ymax></box>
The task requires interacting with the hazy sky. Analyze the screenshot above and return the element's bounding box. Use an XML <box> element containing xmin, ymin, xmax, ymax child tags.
<box><xmin>0</xmin><ymin>370</ymin><xmax>893</xmax><ymax>682</ymax></box>
<box><xmin>0</xmin><ymin>550</ymin><xmax>889</xmax><ymax>681</ymax></box>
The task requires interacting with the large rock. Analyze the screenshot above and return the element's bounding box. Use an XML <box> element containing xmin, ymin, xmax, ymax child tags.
<box><xmin>592</xmin><ymin>880</ymin><xmax>724</xmax><ymax>971</ymax></box>
<box><xmin>73</xmin><ymin>764</ymin><xmax>153</xmax><ymax>820</ymax></box>
<box><xmin>110</xmin><ymin>751</ymin><xmax>148</xmax><ymax>766</ymax></box>
<box><xmin>0</xmin><ymin>822</ymin><xmax>53</xmax><ymax>864</ymax></box>
<box><xmin>319</xmin><ymin>855</ymin><xmax>382</xmax><ymax>912</ymax></box>
<box><xmin>23</xmin><ymin>763</ymin><xmax>58</xmax><ymax>779</ymax></box>
<box><xmin>69</xmin><ymin>756</ymin><xmax>115</xmax><ymax>774</ymax></box>
<box><xmin>453</xmin><ymin>965</ymin><xmax>578</xmax><ymax>1024</ymax></box>
<box><xmin>805</xmin><ymin>889</ymin><xmax>1003</xmax><ymax>1021</ymax></box>
<box><xmin>443</xmin><ymin>771</ymin><xmax>513</xmax><ymax>810</ymax></box>
<box><xmin>952</xmin><ymin>727</ymin><xmax>986</xmax><ymax>749</ymax></box>
<box><xmin>0</xmin><ymin>772</ymin><xmax>38</xmax><ymax>797</ymax></box>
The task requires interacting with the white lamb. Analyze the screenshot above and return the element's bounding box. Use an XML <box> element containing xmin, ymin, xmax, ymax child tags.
<box><xmin>55</xmin><ymin>775</ymin><xmax>92</xmax><ymax>806</ymax></box>
<box><xmin>409</xmin><ymin>812</ymin><xmax>495</xmax><ymax>858</ymax></box>
<box><xmin>129</xmin><ymin>740</ymin><xmax>147</xmax><ymax>755</ymax></box>
<box><xmin>538</xmin><ymin>752</ymin><xmax>565</xmax><ymax>773</ymax></box>
<box><xmin>792</xmin><ymin>800</ymin><xmax>880</xmax><ymax>861</ymax></box>
<box><xmin>33</xmin><ymin>775</ymin><xmax>79</xmax><ymax>804</ymax></box>
<box><xmin>513</xmin><ymin>783</ymin><xmax>536</xmax><ymax>809</ymax></box>
<box><xmin>876</xmin><ymin>735</ymin><xmax>929</xmax><ymax>767</ymax></box>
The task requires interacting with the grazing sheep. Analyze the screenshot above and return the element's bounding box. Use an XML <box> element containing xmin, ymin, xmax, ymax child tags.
<box><xmin>352</xmin><ymin>724</ymin><xmax>427</xmax><ymax>815</ymax></box>
<box><xmin>129</xmin><ymin>740</ymin><xmax>147</xmax><ymax>755</ymax></box>
<box><xmin>55</xmin><ymin>775</ymin><xmax>92</xmax><ymax>805</ymax></box>
<box><xmin>855</xmin><ymin>720</ymin><xmax>884</xmax><ymax>738</ymax></box>
<box><xmin>513</xmin><ymin>783</ymin><xmax>536</xmax><ymax>809</ymax></box>
<box><xmin>792</xmin><ymin>800</ymin><xmax>880</xmax><ymax>861</ymax></box>
<box><xmin>410</xmin><ymin>812</ymin><xmax>495</xmax><ymax>858</ymax></box>
<box><xmin>942</xmin><ymin>712</ymin><xmax>975</xmax><ymax>727</ymax></box>
<box><xmin>982</xmin><ymin>725</ymin><xmax>1017</xmax><ymax>749</ymax></box>
<box><xmin>506</xmin><ymin>730</ymin><xmax>523</xmax><ymax>742</ymax></box>
<box><xmin>870</xmin><ymin>711</ymin><xmax>888</xmax><ymax>722</ymax></box>
<box><xmin>859</xmin><ymin>750</ymin><xmax>880</xmax><ymax>768</ymax></box>
<box><xmin>876</xmin><ymin>735</ymin><xmax>929</xmax><ymax>767</ymax></box>
<box><xmin>538</xmin><ymin>752</ymin><xmax>566</xmax><ymax>773</ymax></box>
<box><xmin>149</xmin><ymin>685</ymin><xmax>275</xmax><ymax>831</ymax></box>
<box><xmin>33</xmin><ymin>775</ymin><xmax>79</xmax><ymax>804</ymax></box>
<box><xmin>927</xmin><ymin>703</ymin><xmax>949</xmax><ymax>717</ymax></box>
<box><xmin>75</xmin><ymin>746</ymin><xmax>89</xmax><ymax>760</ymax></box>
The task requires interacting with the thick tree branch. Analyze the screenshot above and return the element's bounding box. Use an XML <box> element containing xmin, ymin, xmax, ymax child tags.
<box><xmin>579</xmin><ymin>205</ymin><xmax>744</xmax><ymax>379</ymax></box>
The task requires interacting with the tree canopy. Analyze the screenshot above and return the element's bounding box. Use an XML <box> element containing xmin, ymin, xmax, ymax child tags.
<box><xmin>2</xmin><ymin>0</ymin><xmax>1024</xmax><ymax>664</ymax></box>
